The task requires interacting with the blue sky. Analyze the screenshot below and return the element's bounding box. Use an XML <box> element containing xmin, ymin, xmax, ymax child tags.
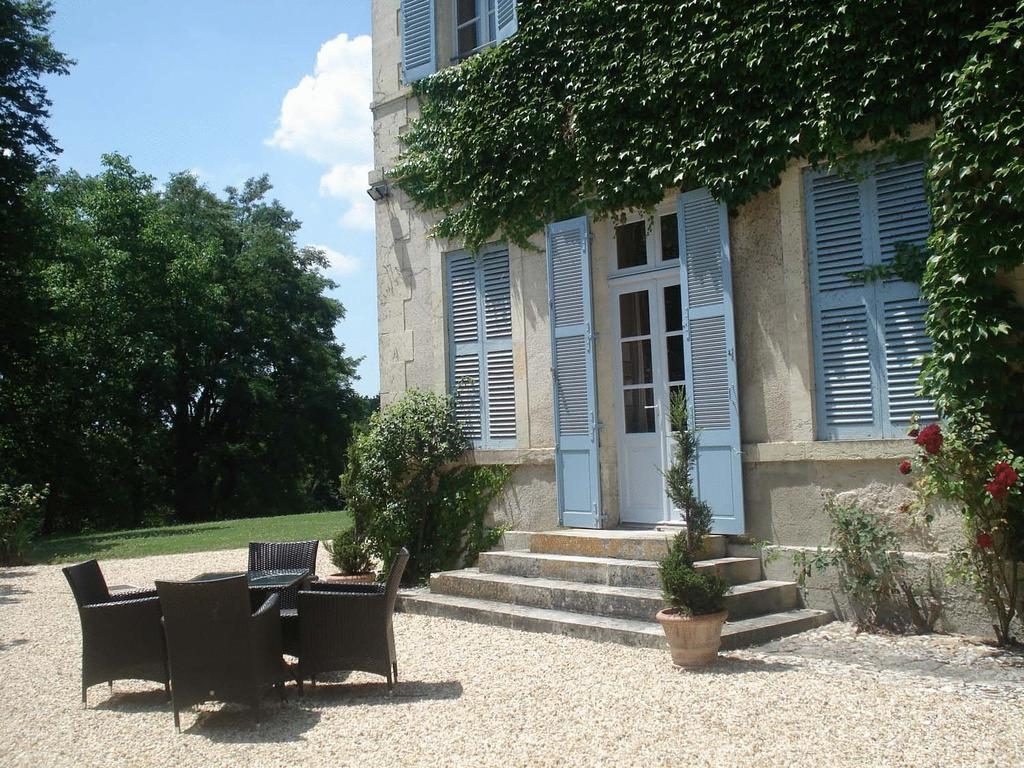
<box><xmin>43</xmin><ymin>1</ymin><xmax>379</xmax><ymax>395</ymax></box>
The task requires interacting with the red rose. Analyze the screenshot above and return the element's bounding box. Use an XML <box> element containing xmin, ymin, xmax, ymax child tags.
<box><xmin>993</xmin><ymin>462</ymin><xmax>1019</xmax><ymax>489</ymax></box>
<box><xmin>976</xmin><ymin>532</ymin><xmax>995</xmax><ymax>549</ymax></box>
<box><xmin>898</xmin><ymin>460</ymin><xmax>912</xmax><ymax>475</ymax></box>
<box><xmin>986</xmin><ymin>481</ymin><xmax>1009</xmax><ymax>500</ymax></box>
<box><xmin>915</xmin><ymin>424</ymin><xmax>943</xmax><ymax>455</ymax></box>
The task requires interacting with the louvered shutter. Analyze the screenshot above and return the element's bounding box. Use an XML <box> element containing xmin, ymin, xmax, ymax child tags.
<box><xmin>872</xmin><ymin>162</ymin><xmax>938</xmax><ymax>428</ymax></box>
<box><xmin>447</xmin><ymin>252</ymin><xmax>483</xmax><ymax>440</ymax></box>
<box><xmin>495</xmin><ymin>0</ymin><xmax>518</xmax><ymax>43</ymax></box>
<box><xmin>481</xmin><ymin>249</ymin><xmax>516</xmax><ymax>445</ymax></box>
<box><xmin>401</xmin><ymin>0</ymin><xmax>436</xmax><ymax>84</ymax></box>
<box><xmin>546</xmin><ymin>216</ymin><xmax>601</xmax><ymax>529</ymax></box>
<box><xmin>806</xmin><ymin>160</ymin><xmax>936</xmax><ymax>440</ymax></box>
<box><xmin>677</xmin><ymin>189</ymin><xmax>745</xmax><ymax>535</ymax></box>
<box><xmin>806</xmin><ymin>169</ymin><xmax>882</xmax><ymax>439</ymax></box>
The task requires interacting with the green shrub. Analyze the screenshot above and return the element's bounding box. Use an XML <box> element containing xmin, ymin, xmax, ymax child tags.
<box><xmin>0</xmin><ymin>484</ymin><xmax>46</xmax><ymax>565</ymax></box>
<box><xmin>663</xmin><ymin>391</ymin><xmax>713</xmax><ymax>556</ymax></box>
<box><xmin>658</xmin><ymin>532</ymin><xmax>727</xmax><ymax>616</ymax></box>
<box><xmin>342</xmin><ymin>390</ymin><xmax>508</xmax><ymax>584</ymax></box>
<box><xmin>324</xmin><ymin>528</ymin><xmax>373</xmax><ymax>575</ymax></box>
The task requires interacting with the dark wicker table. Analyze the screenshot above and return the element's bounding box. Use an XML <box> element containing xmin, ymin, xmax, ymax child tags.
<box><xmin>190</xmin><ymin>569</ymin><xmax>312</xmax><ymax>610</ymax></box>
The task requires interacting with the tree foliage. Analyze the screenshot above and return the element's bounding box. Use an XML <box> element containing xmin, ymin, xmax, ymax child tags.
<box><xmin>0</xmin><ymin>156</ymin><xmax>364</xmax><ymax>533</ymax></box>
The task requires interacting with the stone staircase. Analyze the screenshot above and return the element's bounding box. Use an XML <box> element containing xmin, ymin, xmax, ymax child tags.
<box><xmin>396</xmin><ymin>529</ymin><xmax>831</xmax><ymax>649</ymax></box>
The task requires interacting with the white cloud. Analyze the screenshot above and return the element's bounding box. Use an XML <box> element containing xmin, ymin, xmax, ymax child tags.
<box><xmin>319</xmin><ymin>162</ymin><xmax>375</xmax><ymax>231</ymax></box>
<box><xmin>309</xmin><ymin>244</ymin><xmax>360</xmax><ymax>280</ymax></box>
<box><xmin>268</xmin><ymin>33</ymin><xmax>374</xmax><ymax>231</ymax></box>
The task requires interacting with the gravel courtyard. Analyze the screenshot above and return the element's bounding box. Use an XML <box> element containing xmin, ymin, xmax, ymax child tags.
<box><xmin>2</xmin><ymin>549</ymin><xmax>1023</xmax><ymax>768</ymax></box>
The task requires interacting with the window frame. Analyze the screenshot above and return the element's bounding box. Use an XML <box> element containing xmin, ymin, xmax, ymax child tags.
<box><xmin>452</xmin><ymin>0</ymin><xmax>498</xmax><ymax>61</ymax></box>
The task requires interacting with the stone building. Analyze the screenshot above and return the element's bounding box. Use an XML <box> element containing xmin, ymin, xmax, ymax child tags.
<box><xmin>369</xmin><ymin>1</ymin><xmax>1021</xmax><ymax>635</ymax></box>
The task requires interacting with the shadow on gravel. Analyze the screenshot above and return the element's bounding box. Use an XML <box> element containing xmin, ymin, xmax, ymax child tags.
<box><xmin>690</xmin><ymin>656</ymin><xmax>798</xmax><ymax>675</ymax></box>
<box><xmin>302</xmin><ymin>679</ymin><xmax>464</xmax><ymax>706</ymax></box>
<box><xmin>188</xmin><ymin>704</ymin><xmax>322</xmax><ymax>742</ymax></box>
<box><xmin>0</xmin><ymin>583</ymin><xmax>30</xmax><ymax>606</ymax></box>
<box><xmin>96</xmin><ymin>687</ymin><xmax>171</xmax><ymax>713</ymax></box>
<box><xmin>0</xmin><ymin>638</ymin><xmax>28</xmax><ymax>653</ymax></box>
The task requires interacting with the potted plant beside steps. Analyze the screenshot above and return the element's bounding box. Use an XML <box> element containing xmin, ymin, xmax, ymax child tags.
<box><xmin>656</xmin><ymin>391</ymin><xmax>729</xmax><ymax>666</ymax></box>
<box><xmin>322</xmin><ymin>528</ymin><xmax>376</xmax><ymax>584</ymax></box>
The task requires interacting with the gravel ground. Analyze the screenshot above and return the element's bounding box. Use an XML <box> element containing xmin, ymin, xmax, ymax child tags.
<box><xmin>2</xmin><ymin>548</ymin><xmax>1023</xmax><ymax>768</ymax></box>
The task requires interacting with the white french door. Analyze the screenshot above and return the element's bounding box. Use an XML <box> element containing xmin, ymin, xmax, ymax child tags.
<box><xmin>613</xmin><ymin>274</ymin><xmax>686</xmax><ymax>525</ymax></box>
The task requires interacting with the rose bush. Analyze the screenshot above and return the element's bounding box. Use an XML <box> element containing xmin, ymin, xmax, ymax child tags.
<box><xmin>900</xmin><ymin>412</ymin><xmax>1023</xmax><ymax>644</ymax></box>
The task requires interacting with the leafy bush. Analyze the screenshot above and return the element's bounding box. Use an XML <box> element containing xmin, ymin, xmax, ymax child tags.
<box><xmin>324</xmin><ymin>528</ymin><xmax>373</xmax><ymax>575</ymax></box>
<box><xmin>902</xmin><ymin>415</ymin><xmax>1022</xmax><ymax>644</ymax></box>
<box><xmin>342</xmin><ymin>390</ymin><xmax>508</xmax><ymax>584</ymax></box>
<box><xmin>0</xmin><ymin>484</ymin><xmax>46</xmax><ymax>565</ymax></box>
<box><xmin>794</xmin><ymin>493</ymin><xmax>938</xmax><ymax>633</ymax></box>
<box><xmin>659</xmin><ymin>532</ymin><xmax>727</xmax><ymax>616</ymax></box>
<box><xmin>663</xmin><ymin>391</ymin><xmax>713</xmax><ymax>556</ymax></box>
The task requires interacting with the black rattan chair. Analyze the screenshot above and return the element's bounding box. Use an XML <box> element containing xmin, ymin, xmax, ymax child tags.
<box><xmin>62</xmin><ymin>560</ymin><xmax>168</xmax><ymax>706</ymax></box>
<box><xmin>295</xmin><ymin>548</ymin><xmax>409</xmax><ymax>689</ymax></box>
<box><xmin>248</xmin><ymin>540</ymin><xmax>319</xmax><ymax>611</ymax></box>
<box><xmin>155</xmin><ymin>575</ymin><xmax>291</xmax><ymax>731</ymax></box>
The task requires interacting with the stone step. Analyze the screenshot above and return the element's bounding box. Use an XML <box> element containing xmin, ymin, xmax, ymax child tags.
<box><xmin>478</xmin><ymin>550</ymin><xmax>761</xmax><ymax>589</ymax></box>
<box><xmin>396</xmin><ymin>590</ymin><xmax>832</xmax><ymax>651</ymax></box>
<box><xmin>430</xmin><ymin>568</ymin><xmax>799</xmax><ymax>622</ymax></box>
<box><xmin>528</xmin><ymin>529</ymin><xmax>727</xmax><ymax>561</ymax></box>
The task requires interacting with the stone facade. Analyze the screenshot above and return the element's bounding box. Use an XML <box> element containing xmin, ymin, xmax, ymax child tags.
<box><xmin>370</xmin><ymin>1</ymin><xmax>1024</xmax><ymax>634</ymax></box>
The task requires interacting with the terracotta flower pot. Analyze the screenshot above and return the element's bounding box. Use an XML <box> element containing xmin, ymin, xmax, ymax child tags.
<box><xmin>656</xmin><ymin>607</ymin><xmax>728</xmax><ymax>667</ymax></box>
<box><xmin>321</xmin><ymin>572</ymin><xmax>376</xmax><ymax>584</ymax></box>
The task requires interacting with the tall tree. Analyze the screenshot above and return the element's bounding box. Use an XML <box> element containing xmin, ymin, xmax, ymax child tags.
<box><xmin>5</xmin><ymin>156</ymin><xmax>362</xmax><ymax>532</ymax></box>
<box><xmin>0</xmin><ymin>0</ymin><xmax>71</xmax><ymax>368</ymax></box>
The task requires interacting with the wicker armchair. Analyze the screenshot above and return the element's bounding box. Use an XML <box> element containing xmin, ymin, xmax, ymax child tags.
<box><xmin>155</xmin><ymin>576</ymin><xmax>291</xmax><ymax>730</ymax></box>
<box><xmin>295</xmin><ymin>548</ymin><xmax>409</xmax><ymax>689</ymax></box>
<box><xmin>62</xmin><ymin>560</ymin><xmax>168</xmax><ymax>706</ymax></box>
<box><xmin>248</xmin><ymin>540</ymin><xmax>319</xmax><ymax>611</ymax></box>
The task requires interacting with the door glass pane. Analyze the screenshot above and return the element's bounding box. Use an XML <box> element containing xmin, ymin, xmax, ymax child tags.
<box><xmin>619</xmin><ymin>290</ymin><xmax>650</xmax><ymax>338</ymax></box>
<box><xmin>668</xmin><ymin>385</ymin><xmax>686</xmax><ymax>431</ymax></box>
<box><xmin>663</xmin><ymin>285</ymin><xmax>682</xmax><ymax>332</ymax></box>
<box><xmin>621</xmin><ymin>340</ymin><xmax>653</xmax><ymax>385</ymax></box>
<box><xmin>615</xmin><ymin>221</ymin><xmax>647</xmax><ymax>269</ymax></box>
<box><xmin>660</xmin><ymin>213</ymin><xmax>679</xmax><ymax>261</ymax></box>
<box><xmin>624</xmin><ymin>388</ymin><xmax>655</xmax><ymax>433</ymax></box>
<box><xmin>666</xmin><ymin>335</ymin><xmax>685</xmax><ymax>382</ymax></box>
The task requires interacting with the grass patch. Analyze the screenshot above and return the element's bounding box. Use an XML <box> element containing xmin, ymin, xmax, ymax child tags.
<box><xmin>29</xmin><ymin>510</ymin><xmax>351</xmax><ymax>564</ymax></box>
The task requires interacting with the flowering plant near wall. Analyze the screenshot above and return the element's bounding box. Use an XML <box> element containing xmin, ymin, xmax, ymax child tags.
<box><xmin>901</xmin><ymin>412</ymin><xmax>1023</xmax><ymax>645</ymax></box>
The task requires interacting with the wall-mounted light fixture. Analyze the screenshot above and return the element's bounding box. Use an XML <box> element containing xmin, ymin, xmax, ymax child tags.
<box><xmin>366</xmin><ymin>180</ymin><xmax>390</xmax><ymax>201</ymax></box>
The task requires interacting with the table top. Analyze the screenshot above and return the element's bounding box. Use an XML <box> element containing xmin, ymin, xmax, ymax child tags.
<box><xmin>189</xmin><ymin>569</ymin><xmax>309</xmax><ymax>589</ymax></box>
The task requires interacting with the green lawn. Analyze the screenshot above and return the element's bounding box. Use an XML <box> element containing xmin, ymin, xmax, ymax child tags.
<box><xmin>29</xmin><ymin>510</ymin><xmax>350</xmax><ymax>564</ymax></box>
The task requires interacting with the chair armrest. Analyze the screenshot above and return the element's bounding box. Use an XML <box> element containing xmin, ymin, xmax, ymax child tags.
<box><xmin>304</xmin><ymin>581</ymin><xmax>385</xmax><ymax>595</ymax></box>
<box><xmin>252</xmin><ymin>591</ymin><xmax>281</xmax><ymax>620</ymax></box>
<box><xmin>80</xmin><ymin>597</ymin><xmax>164</xmax><ymax>644</ymax></box>
<box><xmin>110</xmin><ymin>587</ymin><xmax>158</xmax><ymax>600</ymax></box>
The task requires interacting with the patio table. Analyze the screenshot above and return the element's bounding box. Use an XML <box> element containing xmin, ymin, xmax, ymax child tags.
<box><xmin>189</xmin><ymin>569</ymin><xmax>312</xmax><ymax>611</ymax></box>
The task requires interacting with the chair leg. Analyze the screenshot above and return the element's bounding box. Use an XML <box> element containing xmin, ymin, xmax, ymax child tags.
<box><xmin>81</xmin><ymin>680</ymin><xmax>87</xmax><ymax>708</ymax></box>
<box><xmin>173</xmin><ymin>707</ymin><xmax>181</xmax><ymax>733</ymax></box>
<box><xmin>164</xmin><ymin>681</ymin><xmax>171</xmax><ymax>701</ymax></box>
<box><xmin>392</xmin><ymin>662</ymin><xmax>399</xmax><ymax>683</ymax></box>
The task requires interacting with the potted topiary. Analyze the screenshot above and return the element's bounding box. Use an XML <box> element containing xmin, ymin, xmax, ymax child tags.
<box><xmin>656</xmin><ymin>392</ymin><xmax>729</xmax><ymax>666</ymax></box>
<box><xmin>322</xmin><ymin>528</ymin><xmax>376</xmax><ymax>583</ymax></box>
<box><xmin>656</xmin><ymin>533</ymin><xmax>729</xmax><ymax>666</ymax></box>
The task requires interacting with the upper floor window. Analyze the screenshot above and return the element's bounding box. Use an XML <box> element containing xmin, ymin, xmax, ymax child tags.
<box><xmin>805</xmin><ymin>159</ymin><xmax>938</xmax><ymax>441</ymax></box>
<box><xmin>454</xmin><ymin>0</ymin><xmax>518</xmax><ymax>60</ymax></box>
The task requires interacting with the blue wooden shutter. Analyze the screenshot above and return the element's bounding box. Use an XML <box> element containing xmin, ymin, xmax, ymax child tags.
<box><xmin>546</xmin><ymin>216</ymin><xmax>601</xmax><ymax>529</ymax></box>
<box><xmin>872</xmin><ymin>161</ymin><xmax>938</xmax><ymax>430</ymax></box>
<box><xmin>495</xmin><ymin>0</ymin><xmax>518</xmax><ymax>43</ymax></box>
<box><xmin>481</xmin><ymin>248</ymin><xmax>516</xmax><ymax>445</ymax></box>
<box><xmin>401</xmin><ymin>0</ymin><xmax>436</xmax><ymax>83</ymax></box>
<box><xmin>677</xmin><ymin>189</ymin><xmax>745</xmax><ymax>535</ymax></box>
<box><xmin>807</xmin><ymin>160</ymin><xmax>936</xmax><ymax>439</ymax></box>
<box><xmin>806</xmin><ymin>169</ymin><xmax>883</xmax><ymax>439</ymax></box>
<box><xmin>446</xmin><ymin>252</ymin><xmax>482</xmax><ymax>441</ymax></box>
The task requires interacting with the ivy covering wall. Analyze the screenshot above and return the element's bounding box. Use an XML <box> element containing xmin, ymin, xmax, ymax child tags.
<box><xmin>394</xmin><ymin>0</ymin><xmax>1024</xmax><ymax>456</ymax></box>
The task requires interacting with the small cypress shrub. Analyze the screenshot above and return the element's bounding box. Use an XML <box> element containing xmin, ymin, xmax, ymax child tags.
<box><xmin>659</xmin><ymin>532</ymin><xmax>728</xmax><ymax>616</ymax></box>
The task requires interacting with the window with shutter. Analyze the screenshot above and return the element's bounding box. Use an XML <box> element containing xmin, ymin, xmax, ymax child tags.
<box><xmin>454</xmin><ymin>0</ymin><xmax>517</xmax><ymax>59</ymax></box>
<box><xmin>402</xmin><ymin>0</ymin><xmax>437</xmax><ymax>83</ymax></box>
<box><xmin>445</xmin><ymin>247</ymin><xmax>517</xmax><ymax>448</ymax></box>
<box><xmin>805</xmin><ymin>159</ymin><xmax>937</xmax><ymax>440</ymax></box>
